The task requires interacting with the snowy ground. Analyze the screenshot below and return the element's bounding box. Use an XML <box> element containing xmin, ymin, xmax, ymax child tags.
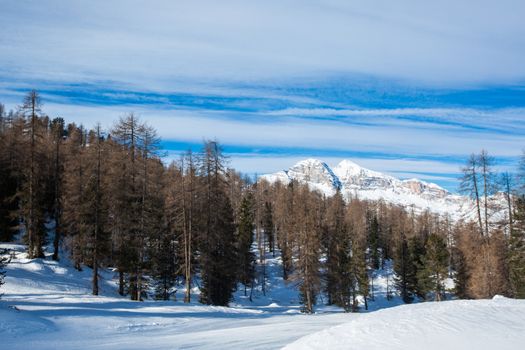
<box><xmin>285</xmin><ymin>296</ymin><xmax>525</xmax><ymax>350</ymax></box>
<box><xmin>0</xmin><ymin>243</ymin><xmax>353</xmax><ymax>349</ymax></box>
<box><xmin>1</xmin><ymin>243</ymin><xmax>524</xmax><ymax>349</ymax></box>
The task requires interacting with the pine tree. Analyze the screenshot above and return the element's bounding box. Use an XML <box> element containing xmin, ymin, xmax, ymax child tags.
<box><xmin>0</xmin><ymin>108</ymin><xmax>19</xmax><ymax>241</ymax></box>
<box><xmin>352</xmin><ymin>240</ymin><xmax>370</xmax><ymax>311</ymax></box>
<box><xmin>451</xmin><ymin>246</ymin><xmax>469</xmax><ymax>299</ymax></box>
<box><xmin>417</xmin><ymin>233</ymin><xmax>449</xmax><ymax>301</ymax></box>
<box><xmin>393</xmin><ymin>233</ymin><xmax>417</xmax><ymax>303</ymax></box>
<box><xmin>368</xmin><ymin>213</ymin><xmax>381</xmax><ymax>270</ymax></box>
<box><xmin>409</xmin><ymin>235</ymin><xmax>427</xmax><ymax>299</ymax></box>
<box><xmin>199</xmin><ymin>141</ymin><xmax>238</xmax><ymax>306</ymax></box>
<box><xmin>508</xmin><ymin>196</ymin><xmax>525</xmax><ymax>298</ymax></box>
<box><xmin>237</xmin><ymin>193</ymin><xmax>256</xmax><ymax>297</ymax></box>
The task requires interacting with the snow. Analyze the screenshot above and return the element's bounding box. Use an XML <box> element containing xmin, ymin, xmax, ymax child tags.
<box><xmin>0</xmin><ymin>243</ymin><xmax>352</xmax><ymax>349</ymax></box>
<box><xmin>284</xmin><ymin>297</ymin><xmax>525</xmax><ymax>350</ymax></box>
<box><xmin>260</xmin><ymin>158</ymin><xmax>507</xmax><ymax>222</ymax></box>
<box><xmin>2</xmin><ymin>243</ymin><xmax>523</xmax><ymax>349</ymax></box>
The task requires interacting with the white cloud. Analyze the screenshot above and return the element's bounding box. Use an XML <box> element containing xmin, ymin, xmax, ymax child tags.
<box><xmin>1</xmin><ymin>0</ymin><xmax>525</xmax><ymax>87</ymax></box>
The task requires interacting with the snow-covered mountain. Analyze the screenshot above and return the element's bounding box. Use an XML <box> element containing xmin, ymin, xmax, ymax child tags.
<box><xmin>261</xmin><ymin>158</ymin><xmax>477</xmax><ymax>220</ymax></box>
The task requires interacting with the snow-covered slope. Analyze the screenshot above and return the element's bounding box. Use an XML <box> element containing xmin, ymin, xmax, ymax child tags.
<box><xmin>0</xmin><ymin>243</ymin><xmax>352</xmax><ymax>350</ymax></box>
<box><xmin>1</xmin><ymin>243</ymin><xmax>524</xmax><ymax>349</ymax></box>
<box><xmin>261</xmin><ymin>159</ymin><xmax>478</xmax><ymax>220</ymax></box>
<box><xmin>284</xmin><ymin>296</ymin><xmax>525</xmax><ymax>350</ymax></box>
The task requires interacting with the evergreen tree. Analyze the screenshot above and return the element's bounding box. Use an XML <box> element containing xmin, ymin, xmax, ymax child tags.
<box><xmin>199</xmin><ymin>141</ymin><xmax>238</xmax><ymax>306</ymax></box>
<box><xmin>451</xmin><ymin>246</ymin><xmax>469</xmax><ymax>299</ymax></box>
<box><xmin>409</xmin><ymin>235</ymin><xmax>427</xmax><ymax>299</ymax></box>
<box><xmin>417</xmin><ymin>233</ymin><xmax>449</xmax><ymax>301</ymax></box>
<box><xmin>352</xmin><ymin>240</ymin><xmax>370</xmax><ymax>311</ymax></box>
<box><xmin>508</xmin><ymin>196</ymin><xmax>525</xmax><ymax>298</ymax></box>
<box><xmin>151</xmin><ymin>230</ymin><xmax>178</xmax><ymax>301</ymax></box>
<box><xmin>0</xmin><ymin>109</ymin><xmax>19</xmax><ymax>242</ymax></box>
<box><xmin>368</xmin><ymin>213</ymin><xmax>380</xmax><ymax>270</ymax></box>
<box><xmin>237</xmin><ymin>193</ymin><xmax>256</xmax><ymax>297</ymax></box>
<box><xmin>393</xmin><ymin>233</ymin><xmax>417</xmax><ymax>303</ymax></box>
<box><xmin>324</xmin><ymin>191</ymin><xmax>353</xmax><ymax>310</ymax></box>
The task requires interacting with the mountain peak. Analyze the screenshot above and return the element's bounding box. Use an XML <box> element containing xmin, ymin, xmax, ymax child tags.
<box><xmin>260</xmin><ymin>158</ymin><xmax>471</xmax><ymax>220</ymax></box>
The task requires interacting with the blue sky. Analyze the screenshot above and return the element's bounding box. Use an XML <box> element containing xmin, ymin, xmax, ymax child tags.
<box><xmin>1</xmin><ymin>0</ymin><xmax>525</xmax><ymax>192</ymax></box>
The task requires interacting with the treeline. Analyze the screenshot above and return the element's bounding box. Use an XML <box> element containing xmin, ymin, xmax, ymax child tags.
<box><xmin>1</xmin><ymin>91</ymin><xmax>525</xmax><ymax>312</ymax></box>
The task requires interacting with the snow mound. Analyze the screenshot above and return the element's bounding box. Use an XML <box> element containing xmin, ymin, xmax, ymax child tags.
<box><xmin>283</xmin><ymin>298</ymin><xmax>525</xmax><ymax>350</ymax></box>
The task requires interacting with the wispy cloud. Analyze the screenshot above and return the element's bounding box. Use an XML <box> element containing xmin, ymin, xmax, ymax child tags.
<box><xmin>1</xmin><ymin>0</ymin><xmax>525</xmax><ymax>86</ymax></box>
<box><xmin>1</xmin><ymin>1</ymin><xmax>524</xmax><ymax>191</ymax></box>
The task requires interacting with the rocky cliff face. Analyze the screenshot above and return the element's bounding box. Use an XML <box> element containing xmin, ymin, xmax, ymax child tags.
<box><xmin>260</xmin><ymin>158</ymin><xmax>489</xmax><ymax>221</ymax></box>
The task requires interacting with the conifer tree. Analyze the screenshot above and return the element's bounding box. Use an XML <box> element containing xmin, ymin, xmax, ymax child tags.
<box><xmin>352</xmin><ymin>240</ymin><xmax>370</xmax><ymax>311</ymax></box>
<box><xmin>393</xmin><ymin>233</ymin><xmax>417</xmax><ymax>303</ymax></box>
<box><xmin>62</xmin><ymin>124</ymin><xmax>87</xmax><ymax>270</ymax></box>
<box><xmin>324</xmin><ymin>191</ymin><xmax>350</xmax><ymax>307</ymax></box>
<box><xmin>368</xmin><ymin>213</ymin><xmax>381</xmax><ymax>270</ymax></box>
<box><xmin>83</xmin><ymin>125</ymin><xmax>111</xmax><ymax>295</ymax></box>
<box><xmin>417</xmin><ymin>233</ymin><xmax>449</xmax><ymax>301</ymax></box>
<box><xmin>110</xmin><ymin>114</ymin><xmax>143</xmax><ymax>299</ymax></box>
<box><xmin>460</xmin><ymin>154</ymin><xmax>484</xmax><ymax>237</ymax></box>
<box><xmin>409</xmin><ymin>235</ymin><xmax>427</xmax><ymax>299</ymax></box>
<box><xmin>508</xmin><ymin>196</ymin><xmax>525</xmax><ymax>298</ymax></box>
<box><xmin>294</xmin><ymin>185</ymin><xmax>321</xmax><ymax>313</ymax></box>
<box><xmin>451</xmin><ymin>246</ymin><xmax>469</xmax><ymax>299</ymax></box>
<box><xmin>199</xmin><ymin>141</ymin><xmax>238</xmax><ymax>306</ymax></box>
<box><xmin>18</xmin><ymin>90</ymin><xmax>48</xmax><ymax>258</ymax></box>
<box><xmin>50</xmin><ymin>117</ymin><xmax>65</xmax><ymax>261</ymax></box>
<box><xmin>237</xmin><ymin>193</ymin><xmax>256</xmax><ymax>297</ymax></box>
<box><xmin>262</xmin><ymin>201</ymin><xmax>275</xmax><ymax>256</ymax></box>
<box><xmin>0</xmin><ymin>108</ymin><xmax>19</xmax><ymax>242</ymax></box>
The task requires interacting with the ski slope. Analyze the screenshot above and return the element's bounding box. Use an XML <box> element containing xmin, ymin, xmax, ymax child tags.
<box><xmin>1</xmin><ymin>243</ymin><xmax>524</xmax><ymax>349</ymax></box>
<box><xmin>0</xmin><ymin>243</ymin><xmax>352</xmax><ymax>349</ymax></box>
<box><xmin>285</xmin><ymin>296</ymin><xmax>525</xmax><ymax>350</ymax></box>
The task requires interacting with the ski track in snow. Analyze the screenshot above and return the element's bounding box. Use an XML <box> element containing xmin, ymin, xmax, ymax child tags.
<box><xmin>1</xmin><ymin>243</ymin><xmax>524</xmax><ymax>349</ymax></box>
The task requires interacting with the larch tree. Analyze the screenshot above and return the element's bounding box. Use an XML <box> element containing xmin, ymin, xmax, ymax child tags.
<box><xmin>50</xmin><ymin>117</ymin><xmax>65</xmax><ymax>261</ymax></box>
<box><xmin>460</xmin><ymin>154</ymin><xmax>484</xmax><ymax>237</ymax></box>
<box><xmin>294</xmin><ymin>185</ymin><xmax>322</xmax><ymax>314</ymax></box>
<box><xmin>84</xmin><ymin>125</ymin><xmax>110</xmax><ymax>295</ymax></box>
<box><xmin>18</xmin><ymin>90</ymin><xmax>48</xmax><ymax>258</ymax></box>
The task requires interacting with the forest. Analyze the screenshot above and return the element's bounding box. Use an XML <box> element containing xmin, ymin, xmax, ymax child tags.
<box><xmin>1</xmin><ymin>90</ymin><xmax>525</xmax><ymax>314</ymax></box>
